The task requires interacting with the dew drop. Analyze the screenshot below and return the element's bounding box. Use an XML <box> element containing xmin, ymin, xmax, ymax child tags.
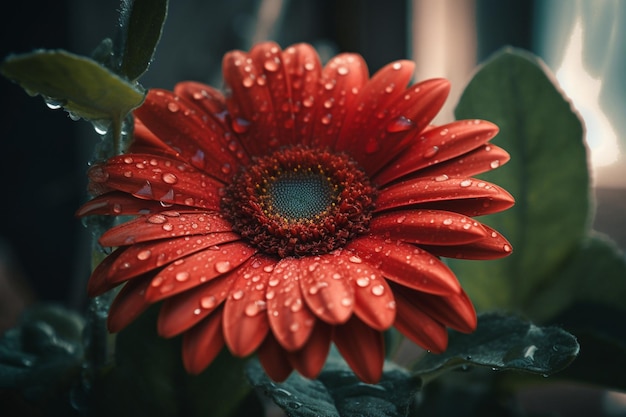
<box><xmin>392</xmin><ymin>62</ymin><xmax>402</xmax><ymax>70</ymax></box>
<box><xmin>356</xmin><ymin>277</ymin><xmax>370</xmax><ymax>287</ymax></box>
<box><xmin>423</xmin><ymin>146</ymin><xmax>439</xmax><ymax>158</ymax></box>
<box><xmin>201</xmin><ymin>296</ymin><xmax>216</xmax><ymax>309</ymax></box>
<box><xmin>349</xmin><ymin>255</ymin><xmax>362</xmax><ymax>264</ymax></box>
<box><xmin>162</xmin><ymin>172</ymin><xmax>178</xmax><ymax>184</ymax></box>
<box><xmin>175</xmin><ymin>271</ymin><xmax>190</xmax><ymax>282</ymax></box>
<box><xmin>435</xmin><ymin>174</ymin><xmax>449</xmax><ymax>182</ymax></box>
<box><xmin>137</xmin><ymin>250</ymin><xmax>152</xmax><ymax>260</ymax></box>
<box><xmin>371</xmin><ymin>285</ymin><xmax>385</xmax><ymax>296</ymax></box>
<box><xmin>341</xmin><ymin>297</ymin><xmax>352</xmax><ymax>307</ymax></box>
<box><xmin>242</xmin><ymin>76</ymin><xmax>254</xmax><ymax>88</ymax></box>
<box><xmin>396</xmin><ymin>215</ymin><xmax>406</xmax><ymax>224</ymax></box>
<box><xmin>162</xmin><ymin>223</ymin><xmax>174</xmax><ymax>231</ymax></box>
<box><xmin>289</xmin><ymin>323</ymin><xmax>300</xmax><ymax>332</ymax></box>
<box><xmin>233</xmin><ymin>290</ymin><xmax>244</xmax><ymax>300</ymax></box>
<box><xmin>460</xmin><ymin>179</ymin><xmax>472</xmax><ymax>188</ymax></box>
<box><xmin>167</xmin><ymin>102</ymin><xmax>180</xmax><ymax>113</ymax></box>
<box><xmin>231</xmin><ymin>117</ymin><xmax>250</xmax><ymax>133</ymax></box>
<box><xmin>490</xmin><ymin>160</ymin><xmax>500</xmax><ymax>169</ymax></box>
<box><xmin>147</xmin><ymin>214</ymin><xmax>167</xmax><ymax>224</ymax></box>
<box><xmin>443</xmin><ymin>218</ymin><xmax>453</xmax><ymax>225</ymax></box>
<box><xmin>264</xmin><ymin>57</ymin><xmax>280</xmax><ymax>72</ymax></box>
<box><xmin>386</xmin><ymin>116</ymin><xmax>415</xmax><ymax>133</ymax></box>
<box><xmin>321</xmin><ymin>113</ymin><xmax>332</xmax><ymax>125</ymax></box>
<box><xmin>215</xmin><ymin>261</ymin><xmax>232</xmax><ymax>273</ymax></box>
<box><xmin>503</xmin><ymin>244</ymin><xmax>512</xmax><ymax>253</ymax></box>
<box><xmin>337</xmin><ymin>66</ymin><xmax>349</xmax><ymax>75</ymax></box>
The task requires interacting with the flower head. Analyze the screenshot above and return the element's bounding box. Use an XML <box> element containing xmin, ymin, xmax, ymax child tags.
<box><xmin>79</xmin><ymin>42</ymin><xmax>514</xmax><ymax>383</ymax></box>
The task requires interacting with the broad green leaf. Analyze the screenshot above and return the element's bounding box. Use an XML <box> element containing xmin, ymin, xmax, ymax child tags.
<box><xmin>247</xmin><ymin>349</ymin><xmax>420</xmax><ymax>417</ymax></box>
<box><xmin>524</xmin><ymin>232</ymin><xmax>626</xmax><ymax>321</ymax></box>
<box><xmin>451</xmin><ymin>47</ymin><xmax>589</xmax><ymax>313</ymax></box>
<box><xmin>89</xmin><ymin>306</ymin><xmax>251</xmax><ymax>417</ymax></box>
<box><xmin>1</xmin><ymin>50</ymin><xmax>144</xmax><ymax>121</ymax></box>
<box><xmin>413</xmin><ymin>313</ymin><xmax>579</xmax><ymax>381</ymax></box>
<box><xmin>117</xmin><ymin>0</ymin><xmax>169</xmax><ymax>80</ymax></box>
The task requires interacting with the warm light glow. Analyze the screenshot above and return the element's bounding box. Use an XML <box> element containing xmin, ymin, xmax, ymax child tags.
<box><xmin>555</xmin><ymin>19</ymin><xmax>620</xmax><ymax>168</ymax></box>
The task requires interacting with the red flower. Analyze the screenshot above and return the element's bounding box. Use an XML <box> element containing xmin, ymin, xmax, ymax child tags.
<box><xmin>79</xmin><ymin>42</ymin><xmax>514</xmax><ymax>384</ymax></box>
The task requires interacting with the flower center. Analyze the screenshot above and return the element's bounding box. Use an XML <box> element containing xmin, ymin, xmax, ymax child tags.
<box><xmin>222</xmin><ymin>147</ymin><xmax>376</xmax><ymax>257</ymax></box>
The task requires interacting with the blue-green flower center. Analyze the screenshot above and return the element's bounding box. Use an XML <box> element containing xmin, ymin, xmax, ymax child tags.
<box><xmin>266</xmin><ymin>170</ymin><xmax>336</xmax><ymax>222</ymax></box>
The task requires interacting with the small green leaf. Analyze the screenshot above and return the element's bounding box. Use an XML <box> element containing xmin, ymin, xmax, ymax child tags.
<box><xmin>117</xmin><ymin>0</ymin><xmax>169</xmax><ymax>80</ymax></box>
<box><xmin>247</xmin><ymin>350</ymin><xmax>420</xmax><ymax>417</ymax></box>
<box><xmin>413</xmin><ymin>313</ymin><xmax>579</xmax><ymax>380</ymax></box>
<box><xmin>451</xmin><ymin>47</ymin><xmax>589</xmax><ymax>313</ymax></box>
<box><xmin>1</xmin><ymin>50</ymin><xmax>145</xmax><ymax>121</ymax></box>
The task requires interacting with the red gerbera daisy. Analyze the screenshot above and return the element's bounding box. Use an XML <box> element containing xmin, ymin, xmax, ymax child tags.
<box><xmin>78</xmin><ymin>42</ymin><xmax>514</xmax><ymax>384</ymax></box>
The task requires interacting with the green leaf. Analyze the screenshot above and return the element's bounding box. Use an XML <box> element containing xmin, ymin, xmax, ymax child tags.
<box><xmin>89</xmin><ymin>306</ymin><xmax>251</xmax><ymax>417</ymax></box>
<box><xmin>524</xmin><ymin>232</ymin><xmax>626</xmax><ymax>321</ymax></box>
<box><xmin>247</xmin><ymin>350</ymin><xmax>420</xmax><ymax>417</ymax></box>
<box><xmin>451</xmin><ymin>47</ymin><xmax>589</xmax><ymax>314</ymax></box>
<box><xmin>117</xmin><ymin>0</ymin><xmax>169</xmax><ymax>80</ymax></box>
<box><xmin>413</xmin><ymin>313</ymin><xmax>579</xmax><ymax>381</ymax></box>
<box><xmin>1</xmin><ymin>50</ymin><xmax>144</xmax><ymax>121</ymax></box>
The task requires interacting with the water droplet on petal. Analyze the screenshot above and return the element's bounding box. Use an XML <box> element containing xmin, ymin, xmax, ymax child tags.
<box><xmin>386</xmin><ymin>116</ymin><xmax>415</xmax><ymax>133</ymax></box>
<box><xmin>341</xmin><ymin>297</ymin><xmax>352</xmax><ymax>307</ymax></box>
<box><xmin>162</xmin><ymin>172</ymin><xmax>178</xmax><ymax>184</ymax></box>
<box><xmin>490</xmin><ymin>160</ymin><xmax>500</xmax><ymax>169</ymax></box>
<box><xmin>215</xmin><ymin>261</ymin><xmax>232</xmax><ymax>273</ymax></box>
<box><xmin>137</xmin><ymin>250</ymin><xmax>152</xmax><ymax>260</ymax></box>
<box><xmin>423</xmin><ymin>146</ymin><xmax>439</xmax><ymax>158</ymax></box>
<box><xmin>443</xmin><ymin>218</ymin><xmax>453</xmax><ymax>225</ymax></box>
<box><xmin>167</xmin><ymin>102</ymin><xmax>180</xmax><ymax>113</ymax></box>
<box><xmin>264</xmin><ymin>57</ymin><xmax>280</xmax><ymax>72</ymax></box>
<box><xmin>232</xmin><ymin>290</ymin><xmax>244</xmax><ymax>300</ymax></box>
<box><xmin>460</xmin><ymin>179</ymin><xmax>472</xmax><ymax>188</ymax></box>
<box><xmin>170</xmin><ymin>271</ymin><xmax>189</xmax><ymax>283</ymax></box>
<box><xmin>435</xmin><ymin>174</ymin><xmax>449</xmax><ymax>182</ymax></box>
<box><xmin>201</xmin><ymin>296</ymin><xmax>216</xmax><ymax>309</ymax></box>
<box><xmin>337</xmin><ymin>66</ymin><xmax>349</xmax><ymax>75</ymax></box>
<box><xmin>503</xmin><ymin>244</ymin><xmax>512</xmax><ymax>253</ymax></box>
<box><xmin>356</xmin><ymin>277</ymin><xmax>370</xmax><ymax>287</ymax></box>
<box><xmin>371</xmin><ymin>285</ymin><xmax>385</xmax><ymax>296</ymax></box>
<box><xmin>147</xmin><ymin>214</ymin><xmax>167</xmax><ymax>224</ymax></box>
<box><xmin>349</xmin><ymin>255</ymin><xmax>362</xmax><ymax>264</ymax></box>
<box><xmin>232</xmin><ymin>118</ymin><xmax>250</xmax><ymax>133</ymax></box>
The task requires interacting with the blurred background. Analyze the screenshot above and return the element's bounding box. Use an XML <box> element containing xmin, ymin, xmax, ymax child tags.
<box><xmin>0</xmin><ymin>1</ymin><xmax>624</xmax><ymax>414</ymax></box>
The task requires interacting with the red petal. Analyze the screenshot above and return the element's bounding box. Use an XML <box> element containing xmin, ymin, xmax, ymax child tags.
<box><xmin>128</xmin><ymin>117</ymin><xmax>177</xmax><ymax>156</ymax></box>
<box><xmin>374</xmin><ymin>120</ymin><xmax>499</xmax><ymax>185</ymax></box>
<box><xmin>375</xmin><ymin>176</ymin><xmax>515</xmax><ymax>217</ymax></box>
<box><xmin>174</xmin><ymin>81</ymin><xmax>227</xmax><ymax>115</ymax></box>
<box><xmin>158</xmin><ymin>271</ymin><xmax>237</xmax><ymax>338</ymax></box>
<box><xmin>392</xmin><ymin>283</ymin><xmax>476</xmax><ymax>333</ymax></box>
<box><xmin>222</xmin><ymin>256</ymin><xmax>271</xmax><ymax>357</ymax></box>
<box><xmin>414</xmin><ymin>144</ymin><xmax>510</xmax><ymax>179</ymax></box>
<box><xmin>421</xmin><ymin>224</ymin><xmax>513</xmax><ymax>260</ymax></box>
<box><xmin>333</xmin><ymin>316</ymin><xmax>384</xmax><ymax>384</ymax></box>
<box><xmin>88</xmin><ymin>248</ymin><xmax>125</xmax><ymax>296</ymax></box>
<box><xmin>287</xmin><ymin>322</ymin><xmax>332</xmax><ymax>379</ymax></box>
<box><xmin>106</xmin><ymin>232</ymin><xmax>239</xmax><ymax>284</ymax></box>
<box><xmin>76</xmin><ymin>191</ymin><xmax>189</xmax><ymax>217</ymax></box>
<box><xmin>107</xmin><ymin>276</ymin><xmax>152</xmax><ymax>333</ymax></box>
<box><xmin>247</xmin><ymin>42</ymin><xmax>297</xmax><ymax>147</ymax></box>
<box><xmin>266</xmin><ymin>258</ymin><xmax>316</xmax><ymax>351</ymax></box>
<box><xmin>99</xmin><ymin>211</ymin><xmax>233</xmax><ymax>247</ymax></box>
<box><xmin>393</xmin><ymin>289</ymin><xmax>448</xmax><ymax>353</ymax></box>
<box><xmin>349</xmin><ymin>261</ymin><xmax>396</xmax><ymax>331</ymax></box>
<box><xmin>346</xmin><ymin>237</ymin><xmax>461</xmax><ymax>295</ymax></box>
<box><xmin>257</xmin><ymin>333</ymin><xmax>294</xmax><ymax>382</ymax></box>
<box><xmin>282</xmin><ymin>43</ymin><xmax>322</xmax><ymax>146</ymax></box>
<box><xmin>222</xmin><ymin>45</ymin><xmax>278</xmax><ymax>156</ymax></box>
<box><xmin>145</xmin><ymin>241</ymin><xmax>255</xmax><ymax>302</ymax></box>
<box><xmin>312</xmin><ymin>53</ymin><xmax>369</xmax><ymax>149</ymax></box>
<box><xmin>182</xmin><ymin>308</ymin><xmax>225</xmax><ymax>374</ymax></box>
<box><xmin>335</xmin><ymin>60</ymin><xmax>417</xmax><ymax>172</ymax></box>
<box><xmin>370</xmin><ymin>209</ymin><xmax>488</xmax><ymax>246</ymax></box>
<box><xmin>299</xmin><ymin>254</ymin><xmax>354</xmax><ymax>325</ymax></box>
<box><xmin>134</xmin><ymin>89</ymin><xmax>244</xmax><ymax>182</ymax></box>
<box><xmin>89</xmin><ymin>154</ymin><xmax>224</xmax><ymax>210</ymax></box>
